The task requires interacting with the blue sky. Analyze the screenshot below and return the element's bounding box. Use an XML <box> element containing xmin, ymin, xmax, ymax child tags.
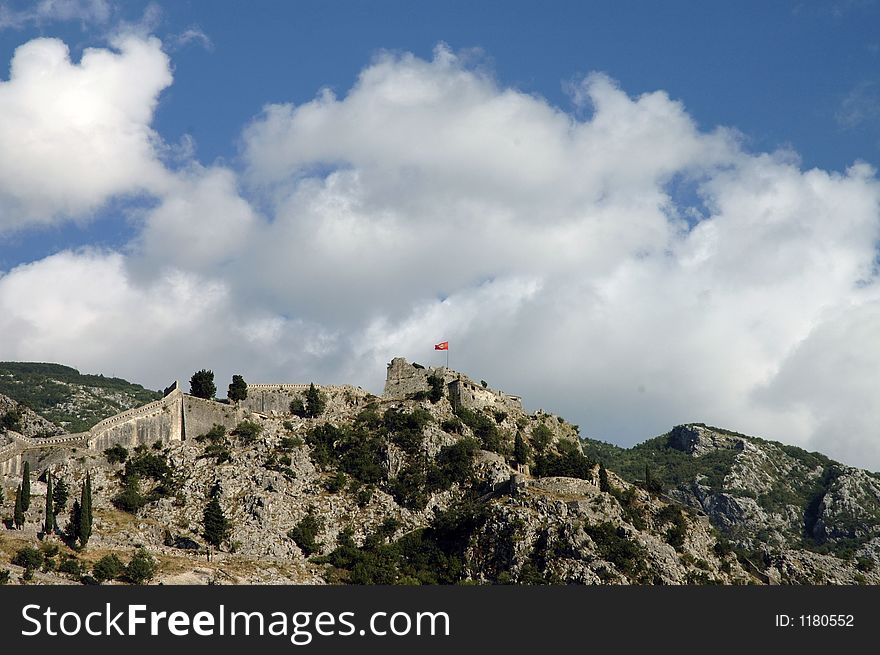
<box><xmin>1</xmin><ymin>1</ymin><xmax>880</xmax><ymax>468</ymax></box>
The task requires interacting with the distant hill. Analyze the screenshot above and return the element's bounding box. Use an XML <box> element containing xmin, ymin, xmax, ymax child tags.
<box><xmin>0</xmin><ymin>362</ymin><xmax>161</xmax><ymax>433</ymax></box>
<box><xmin>584</xmin><ymin>423</ymin><xmax>880</xmax><ymax>571</ymax></box>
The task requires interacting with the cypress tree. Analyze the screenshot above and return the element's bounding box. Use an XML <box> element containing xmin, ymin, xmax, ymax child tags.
<box><xmin>203</xmin><ymin>495</ymin><xmax>231</xmax><ymax>548</ymax></box>
<box><xmin>513</xmin><ymin>432</ymin><xmax>530</xmax><ymax>467</ymax></box>
<box><xmin>227</xmin><ymin>375</ymin><xmax>248</xmax><ymax>403</ymax></box>
<box><xmin>79</xmin><ymin>472</ymin><xmax>92</xmax><ymax>547</ymax></box>
<box><xmin>13</xmin><ymin>484</ymin><xmax>24</xmax><ymax>529</ymax></box>
<box><xmin>53</xmin><ymin>478</ymin><xmax>69</xmax><ymax>511</ymax></box>
<box><xmin>44</xmin><ymin>472</ymin><xmax>54</xmax><ymax>534</ymax></box>
<box><xmin>21</xmin><ymin>461</ymin><xmax>30</xmax><ymax>511</ymax></box>
<box><xmin>599</xmin><ymin>462</ymin><xmax>610</xmax><ymax>493</ymax></box>
<box><xmin>69</xmin><ymin>500</ymin><xmax>81</xmax><ymax>541</ymax></box>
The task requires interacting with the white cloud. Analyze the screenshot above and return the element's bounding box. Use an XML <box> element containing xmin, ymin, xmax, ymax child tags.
<box><xmin>2</xmin><ymin>42</ymin><xmax>880</xmax><ymax>469</ymax></box>
<box><xmin>0</xmin><ymin>34</ymin><xmax>172</xmax><ymax>230</ymax></box>
<box><xmin>0</xmin><ymin>0</ymin><xmax>113</xmax><ymax>30</ymax></box>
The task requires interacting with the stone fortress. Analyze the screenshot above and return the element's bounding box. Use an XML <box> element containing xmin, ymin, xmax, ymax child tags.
<box><xmin>0</xmin><ymin>357</ymin><xmax>525</xmax><ymax>478</ymax></box>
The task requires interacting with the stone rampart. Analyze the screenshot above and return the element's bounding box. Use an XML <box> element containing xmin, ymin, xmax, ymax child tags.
<box><xmin>383</xmin><ymin>357</ymin><xmax>523</xmax><ymax>412</ymax></box>
<box><xmin>182</xmin><ymin>395</ymin><xmax>247</xmax><ymax>440</ymax></box>
<box><xmin>241</xmin><ymin>383</ymin><xmax>364</xmax><ymax>415</ymax></box>
<box><xmin>87</xmin><ymin>389</ymin><xmax>183</xmax><ymax>451</ymax></box>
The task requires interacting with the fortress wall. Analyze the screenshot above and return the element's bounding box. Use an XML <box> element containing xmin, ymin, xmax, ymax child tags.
<box><xmin>183</xmin><ymin>395</ymin><xmax>246</xmax><ymax>440</ymax></box>
<box><xmin>386</xmin><ymin>357</ymin><xmax>524</xmax><ymax>413</ymax></box>
<box><xmin>383</xmin><ymin>358</ymin><xmax>443</xmax><ymax>399</ymax></box>
<box><xmin>87</xmin><ymin>390</ymin><xmax>183</xmax><ymax>451</ymax></box>
<box><xmin>0</xmin><ymin>451</ymin><xmax>21</xmax><ymax>477</ymax></box>
<box><xmin>241</xmin><ymin>384</ymin><xmax>366</xmax><ymax>415</ymax></box>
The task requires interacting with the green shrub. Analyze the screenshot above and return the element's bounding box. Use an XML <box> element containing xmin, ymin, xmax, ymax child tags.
<box><xmin>232</xmin><ymin>420</ymin><xmax>262</xmax><ymax>443</ymax></box>
<box><xmin>59</xmin><ymin>558</ymin><xmax>84</xmax><ymax>576</ymax></box>
<box><xmin>104</xmin><ymin>444</ymin><xmax>129</xmax><ymax>464</ymax></box>
<box><xmin>125</xmin><ymin>549</ymin><xmax>157</xmax><ymax>584</ymax></box>
<box><xmin>93</xmin><ymin>554</ymin><xmax>125</xmax><ymax>582</ymax></box>
<box><xmin>12</xmin><ymin>546</ymin><xmax>43</xmax><ymax>570</ymax></box>
<box><xmin>279</xmin><ymin>435</ymin><xmax>303</xmax><ymax>450</ymax></box>
<box><xmin>440</xmin><ymin>418</ymin><xmax>463</xmax><ymax>434</ymax></box>
<box><xmin>326</xmin><ymin>472</ymin><xmax>347</xmax><ymax>493</ymax></box>
<box><xmin>0</xmin><ymin>569</ymin><xmax>9</xmax><ymax>584</ymax></box>
<box><xmin>426</xmin><ymin>375</ymin><xmax>445</xmax><ymax>403</ymax></box>
<box><xmin>455</xmin><ymin>407</ymin><xmax>504</xmax><ymax>452</ymax></box>
<box><xmin>288</xmin><ymin>510</ymin><xmax>322</xmax><ymax>555</ymax></box>
<box><xmin>112</xmin><ymin>476</ymin><xmax>148</xmax><ymax>513</ymax></box>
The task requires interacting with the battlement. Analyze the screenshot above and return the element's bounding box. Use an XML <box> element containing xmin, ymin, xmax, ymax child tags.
<box><xmin>382</xmin><ymin>357</ymin><xmax>523</xmax><ymax>412</ymax></box>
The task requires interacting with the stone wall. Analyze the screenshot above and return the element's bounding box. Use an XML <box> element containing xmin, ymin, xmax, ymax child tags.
<box><xmin>87</xmin><ymin>389</ymin><xmax>183</xmax><ymax>451</ymax></box>
<box><xmin>182</xmin><ymin>395</ymin><xmax>247</xmax><ymax>440</ymax></box>
<box><xmin>383</xmin><ymin>357</ymin><xmax>523</xmax><ymax>413</ymax></box>
<box><xmin>241</xmin><ymin>383</ymin><xmax>365</xmax><ymax>415</ymax></box>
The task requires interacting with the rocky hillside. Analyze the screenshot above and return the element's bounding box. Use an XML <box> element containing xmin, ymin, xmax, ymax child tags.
<box><xmin>585</xmin><ymin>423</ymin><xmax>880</xmax><ymax>584</ymax></box>
<box><xmin>0</xmin><ymin>393</ymin><xmax>64</xmax><ymax>439</ymax></box>
<box><xmin>1</xmin><ymin>370</ymin><xmax>879</xmax><ymax>585</ymax></box>
<box><xmin>0</xmin><ymin>383</ymin><xmax>754</xmax><ymax>585</ymax></box>
<box><xmin>0</xmin><ymin>362</ymin><xmax>161</xmax><ymax>433</ymax></box>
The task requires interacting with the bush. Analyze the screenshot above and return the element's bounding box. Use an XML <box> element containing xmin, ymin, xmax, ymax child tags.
<box><xmin>279</xmin><ymin>435</ymin><xmax>303</xmax><ymax>450</ymax></box>
<box><xmin>288</xmin><ymin>510</ymin><xmax>323</xmax><ymax>555</ymax></box>
<box><xmin>104</xmin><ymin>444</ymin><xmax>129</xmax><ymax>464</ymax></box>
<box><xmin>531</xmin><ymin>424</ymin><xmax>553</xmax><ymax>452</ymax></box>
<box><xmin>0</xmin><ymin>569</ymin><xmax>9</xmax><ymax>584</ymax></box>
<box><xmin>384</xmin><ymin>407</ymin><xmax>431</xmax><ymax>454</ymax></box>
<box><xmin>113</xmin><ymin>476</ymin><xmax>148</xmax><ymax>513</ymax></box>
<box><xmin>291</xmin><ymin>384</ymin><xmax>327</xmax><ymax>418</ymax></box>
<box><xmin>125</xmin><ymin>549</ymin><xmax>157</xmax><ymax>584</ymax></box>
<box><xmin>455</xmin><ymin>407</ymin><xmax>504</xmax><ymax>452</ymax></box>
<box><xmin>426</xmin><ymin>375</ymin><xmax>445</xmax><ymax>403</ymax></box>
<box><xmin>198</xmin><ymin>424</ymin><xmax>226</xmax><ymax>443</ymax></box>
<box><xmin>12</xmin><ymin>547</ymin><xmax>43</xmax><ymax>570</ymax></box>
<box><xmin>326</xmin><ymin>472</ymin><xmax>347</xmax><ymax>493</ymax></box>
<box><xmin>440</xmin><ymin>418</ymin><xmax>463</xmax><ymax>435</ymax></box>
<box><xmin>232</xmin><ymin>420</ymin><xmax>262</xmax><ymax>443</ymax></box>
<box><xmin>93</xmin><ymin>555</ymin><xmax>126</xmax><ymax>582</ymax></box>
<box><xmin>533</xmin><ymin>439</ymin><xmax>593</xmax><ymax>479</ymax></box>
<box><xmin>59</xmin><ymin>558</ymin><xmax>84</xmax><ymax>577</ymax></box>
<box><xmin>1</xmin><ymin>408</ymin><xmax>22</xmax><ymax>432</ymax></box>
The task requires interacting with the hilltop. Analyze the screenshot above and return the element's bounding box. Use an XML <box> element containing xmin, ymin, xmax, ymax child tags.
<box><xmin>0</xmin><ymin>362</ymin><xmax>161</xmax><ymax>433</ymax></box>
<box><xmin>0</xmin><ymin>358</ymin><xmax>878</xmax><ymax>585</ymax></box>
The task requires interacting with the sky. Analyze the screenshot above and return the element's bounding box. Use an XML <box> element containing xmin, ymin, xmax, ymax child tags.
<box><xmin>1</xmin><ymin>1</ymin><xmax>880</xmax><ymax>469</ymax></box>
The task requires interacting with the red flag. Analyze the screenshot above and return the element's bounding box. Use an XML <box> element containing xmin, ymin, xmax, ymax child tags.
<box><xmin>434</xmin><ymin>341</ymin><xmax>448</xmax><ymax>350</ymax></box>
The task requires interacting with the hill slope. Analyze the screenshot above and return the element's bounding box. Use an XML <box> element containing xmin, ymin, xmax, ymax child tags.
<box><xmin>0</xmin><ymin>362</ymin><xmax>161</xmax><ymax>433</ymax></box>
<box><xmin>585</xmin><ymin>423</ymin><xmax>880</xmax><ymax>581</ymax></box>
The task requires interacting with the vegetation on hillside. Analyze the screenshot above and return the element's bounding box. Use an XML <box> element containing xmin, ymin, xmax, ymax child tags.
<box><xmin>0</xmin><ymin>362</ymin><xmax>161</xmax><ymax>432</ymax></box>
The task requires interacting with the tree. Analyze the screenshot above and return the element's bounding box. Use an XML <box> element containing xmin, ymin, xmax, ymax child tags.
<box><xmin>125</xmin><ymin>549</ymin><xmax>157</xmax><ymax>584</ymax></box>
<box><xmin>13</xmin><ymin>485</ymin><xmax>24</xmax><ymax>529</ymax></box>
<box><xmin>68</xmin><ymin>500</ymin><xmax>81</xmax><ymax>541</ymax></box>
<box><xmin>44</xmin><ymin>472</ymin><xmax>55</xmax><ymax>534</ymax></box>
<box><xmin>303</xmin><ymin>383</ymin><xmax>326</xmax><ymax>418</ymax></box>
<box><xmin>21</xmin><ymin>461</ymin><xmax>30</xmax><ymax>511</ymax></box>
<box><xmin>79</xmin><ymin>473</ymin><xmax>93</xmax><ymax>547</ymax></box>
<box><xmin>203</xmin><ymin>495</ymin><xmax>231</xmax><ymax>548</ymax></box>
<box><xmin>514</xmin><ymin>432</ymin><xmax>530</xmax><ymax>467</ymax></box>
<box><xmin>599</xmin><ymin>462</ymin><xmax>611</xmax><ymax>493</ymax></box>
<box><xmin>228</xmin><ymin>375</ymin><xmax>248</xmax><ymax>403</ymax></box>
<box><xmin>53</xmin><ymin>478</ymin><xmax>69</xmax><ymax>512</ymax></box>
<box><xmin>189</xmin><ymin>369</ymin><xmax>216</xmax><ymax>400</ymax></box>
<box><xmin>92</xmin><ymin>554</ymin><xmax>125</xmax><ymax>583</ymax></box>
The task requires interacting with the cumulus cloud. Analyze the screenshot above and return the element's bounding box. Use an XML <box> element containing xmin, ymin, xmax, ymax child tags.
<box><xmin>0</xmin><ymin>34</ymin><xmax>172</xmax><ymax>230</ymax></box>
<box><xmin>2</xmin><ymin>41</ymin><xmax>880</xmax><ymax>469</ymax></box>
